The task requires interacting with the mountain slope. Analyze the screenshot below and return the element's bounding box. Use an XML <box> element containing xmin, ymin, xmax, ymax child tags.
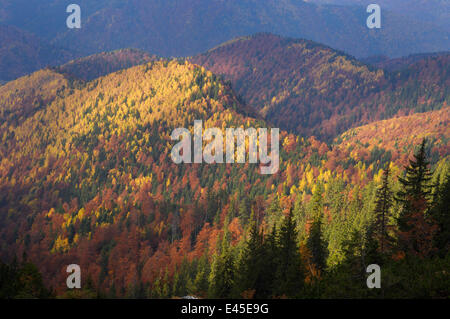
<box><xmin>333</xmin><ymin>107</ymin><xmax>450</xmax><ymax>167</ymax></box>
<box><xmin>0</xmin><ymin>60</ymin><xmax>274</xmax><ymax>292</ymax></box>
<box><xmin>192</xmin><ymin>34</ymin><xmax>450</xmax><ymax>139</ymax></box>
<box><xmin>0</xmin><ymin>69</ymin><xmax>69</xmax><ymax>126</ymax></box>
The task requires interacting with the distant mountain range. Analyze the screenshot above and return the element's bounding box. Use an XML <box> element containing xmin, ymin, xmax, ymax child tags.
<box><xmin>0</xmin><ymin>0</ymin><xmax>448</xmax><ymax>83</ymax></box>
<box><xmin>0</xmin><ymin>25</ymin><xmax>74</xmax><ymax>82</ymax></box>
<box><xmin>306</xmin><ymin>0</ymin><xmax>450</xmax><ymax>30</ymax></box>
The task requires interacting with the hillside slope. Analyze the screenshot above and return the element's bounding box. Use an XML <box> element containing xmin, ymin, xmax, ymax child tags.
<box><xmin>192</xmin><ymin>34</ymin><xmax>450</xmax><ymax>139</ymax></box>
<box><xmin>0</xmin><ymin>60</ymin><xmax>448</xmax><ymax>296</ymax></box>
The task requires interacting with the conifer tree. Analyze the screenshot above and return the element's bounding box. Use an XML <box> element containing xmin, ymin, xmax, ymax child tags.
<box><xmin>162</xmin><ymin>268</ymin><xmax>170</xmax><ymax>298</ymax></box>
<box><xmin>236</xmin><ymin>213</ymin><xmax>265</xmax><ymax>298</ymax></box>
<box><xmin>309</xmin><ymin>182</ymin><xmax>324</xmax><ymax>219</ymax></box>
<box><xmin>429</xmin><ymin>172</ymin><xmax>450</xmax><ymax>256</ymax></box>
<box><xmin>259</xmin><ymin>224</ymin><xmax>278</xmax><ymax>298</ymax></box>
<box><xmin>193</xmin><ymin>252</ymin><xmax>210</xmax><ymax>297</ymax></box>
<box><xmin>373</xmin><ymin>165</ymin><xmax>393</xmax><ymax>253</ymax></box>
<box><xmin>274</xmin><ymin>208</ymin><xmax>304</xmax><ymax>297</ymax></box>
<box><xmin>396</xmin><ymin>139</ymin><xmax>437</xmax><ymax>257</ymax></box>
<box><xmin>397</xmin><ymin>139</ymin><xmax>433</xmax><ymax>215</ymax></box>
<box><xmin>306</xmin><ymin>182</ymin><xmax>328</xmax><ymax>273</ymax></box>
<box><xmin>306</xmin><ymin>216</ymin><xmax>328</xmax><ymax>273</ymax></box>
<box><xmin>209</xmin><ymin>226</ymin><xmax>235</xmax><ymax>298</ymax></box>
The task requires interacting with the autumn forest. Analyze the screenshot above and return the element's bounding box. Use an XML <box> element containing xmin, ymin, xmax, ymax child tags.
<box><xmin>0</xmin><ymin>3</ymin><xmax>449</xmax><ymax>300</ymax></box>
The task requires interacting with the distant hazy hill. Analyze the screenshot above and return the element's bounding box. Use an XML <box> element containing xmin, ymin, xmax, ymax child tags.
<box><xmin>361</xmin><ymin>52</ymin><xmax>450</xmax><ymax>72</ymax></box>
<box><xmin>307</xmin><ymin>0</ymin><xmax>450</xmax><ymax>30</ymax></box>
<box><xmin>0</xmin><ymin>0</ymin><xmax>448</xmax><ymax>59</ymax></box>
<box><xmin>192</xmin><ymin>34</ymin><xmax>450</xmax><ymax>139</ymax></box>
<box><xmin>0</xmin><ymin>25</ymin><xmax>74</xmax><ymax>81</ymax></box>
<box><xmin>55</xmin><ymin>49</ymin><xmax>158</xmax><ymax>81</ymax></box>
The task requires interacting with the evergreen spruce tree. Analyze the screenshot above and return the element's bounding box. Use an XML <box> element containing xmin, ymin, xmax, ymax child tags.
<box><xmin>306</xmin><ymin>182</ymin><xmax>328</xmax><ymax>273</ymax></box>
<box><xmin>267</xmin><ymin>196</ymin><xmax>283</xmax><ymax>227</ymax></box>
<box><xmin>236</xmin><ymin>213</ymin><xmax>265</xmax><ymax>298</ymax></box>
<box><xmin>162</xmin><ymin>268</ymin><xmax>170</xmax><ymax>298</ymax></box>
<box><xmin>429</xmin><ymin>172</ymin><xmax>450</xmax><ymax>256</ymax></box>
<box><xmin>306</xmin><ymin>216</ymin><xmax>328</xmax><ymax>273</ymax></box>
<box><xmin>309</xmin><ymin>182</ymin><xmax>324</xmax><ymax>218</ymax></box>
<box><xmin>274</xmin><ymin>208</ymin><xmax>304</xmax><ymax>298</ymax></box>
<box><xmin>172</xmin><ymin>258</ymin><xmax>190</xmax><ymax>297</ymax></box>
<box><xmin>397</xmin><ymin>139</ymin><xmax>433</xmax><ymax>216</ymax></box>
<box><xmin>193</xmin><ymin>252</ymin><xmax>210</xmax><ymax>297</ymax></box>
<box><xmin>259</xmin><ymin>224</ymin><xmax>278</xmax><ymax>298</ymax></box>
<box><xmin>150</xmin><ymin>275</ymin><xmax>162</xmax><ymax>299</ymax></box>
<box><xmin>373</xmin><ymin>165</ymin><xmax>393</xmax><ymax>253</ymax></box>
<box><xmin>396</xmin><ymin>139</ymin><xmax>437</xmax><ymax>257</ymax></box>
<box><xmin>209</xmin><ymin>226</ymin><xmax>235</xmax><ymax>298</ymax></box>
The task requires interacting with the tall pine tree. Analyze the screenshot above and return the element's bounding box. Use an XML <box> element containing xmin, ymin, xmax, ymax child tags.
<box><xmin>429</xmin><ymin>172</ymin><xmax>450</xmax><ymax>256</ymax></box>
<box><xmin>209</xmin><ymin>225</ymin><xmax>235</xmax><ymax>298</ymax></box>
<box><xmin>236</xmin><ymin>214</ymin><xmax>265</xmax><ymax>298</ymax></box>
<box><xmin>274</xmin><ymin>208</ymin><xmax>304</xmax><ymax>298</ymax></box>
<box><xmin>373</xmin><ymin>165</ymin><xmax>393</xmax><ymax>253</ymax></box>
<box><xmin>396</xmin><ymin>139</ymin><xmax>437</xmax><ymax>257</ymax></box>
<box><xmin>306</xmin><ymin>216</ymin><xmax>328</xmax><ymax>274</ymax></box>
<box><xmin>306</xmin><ymin>182</ymin><xmax>328</xmax><ymax>274</ymax></box>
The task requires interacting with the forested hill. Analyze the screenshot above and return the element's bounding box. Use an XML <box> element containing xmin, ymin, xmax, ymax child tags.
<box><xmin>0</xmin><ymin>58</ymin><xmax>448</xmax><ymax>297</ymax></box>
<box><xmin>192</xmin><ymin>34</ymin><xmax>450</xmax><ymax>140</ymax></box>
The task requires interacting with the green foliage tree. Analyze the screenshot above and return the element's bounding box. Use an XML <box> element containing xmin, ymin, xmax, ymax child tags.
<box><xmin>274</xmin><ymin>209</ymin><xmax>304</xmax><ymax>298</ymax></box>
<box><xmin>235</xmin><ymin>214</ymin><xmax>265</xmax><ymax>298</ymax></box>
<box><xmin>397</xmin><ymin>139</ymin><xmax>433</xmax><ymax>217</ymax></box>
<box><xmin>306</xmin><ymin>216</ymin><xmax>328</xmax><ymax>273</ymax></box>
<box><xmin>396</xmin><ymin>139</ymin><xmax>438</xmax><ymax>257</ymax></box>
<box><xmin>373</xmin><ymin>165</ymin><xmax>393</xmax><ymax>253</ymax></box>
<box><xmin>209</xmin><ymin>230</ymin><xmax>236</xmax><ymax>298</ymax></box>
<box><xmin>429</xmin><ymin>172</ymin><xmax>450</xmax><ymax>257</ymax></box>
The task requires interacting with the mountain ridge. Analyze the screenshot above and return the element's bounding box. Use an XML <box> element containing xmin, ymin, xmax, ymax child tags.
<box><xmin>0</xmin><ymin>0</ymin><xmax>448</xmax><ymax>59</ymax></box>
<box><xmin>192</xmin><ymin>33</ymin><xmax>450</xmax><ymax>140</ymax></box>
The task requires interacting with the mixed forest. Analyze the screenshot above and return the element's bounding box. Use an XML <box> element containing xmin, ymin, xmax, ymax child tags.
<box><xmin>0</xmin><ymin>34</ymin><xmax>449</xmax><ymax>299</ymax></box>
